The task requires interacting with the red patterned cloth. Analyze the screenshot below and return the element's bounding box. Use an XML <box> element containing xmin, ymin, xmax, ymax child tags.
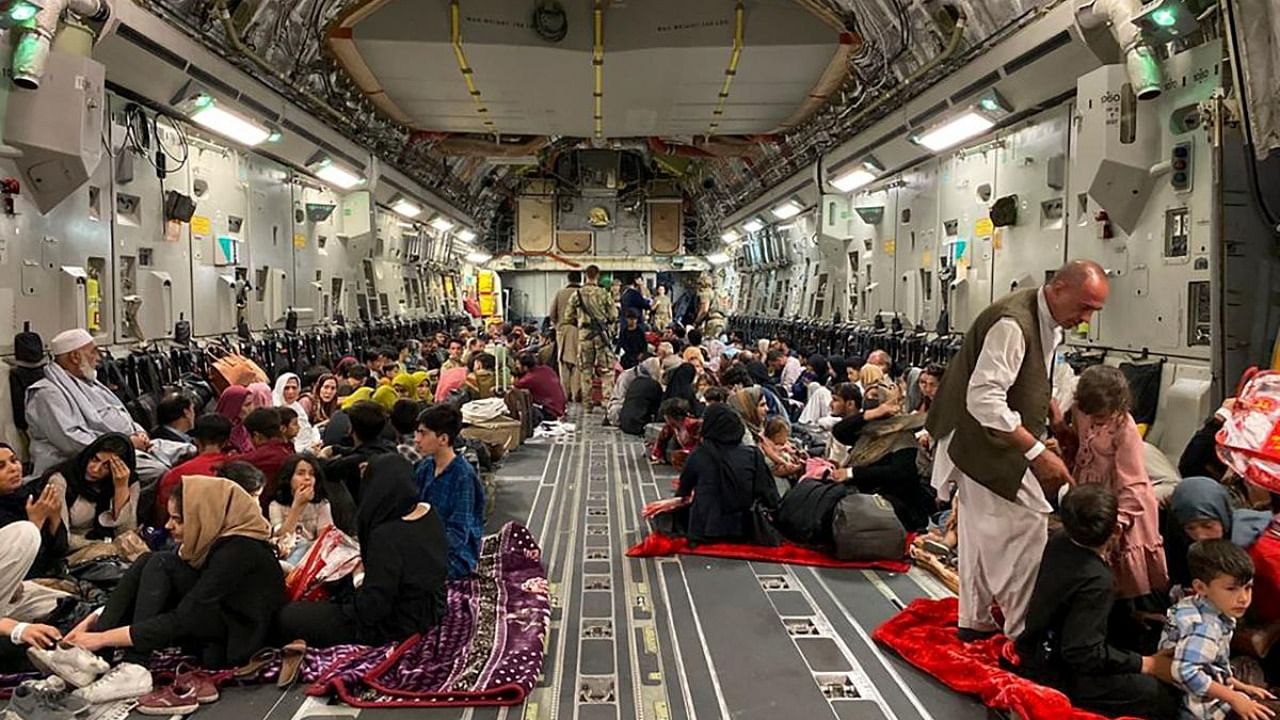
<box><xmin>872</xmin><ymin>597</ymin><xmax>1140</xmax><ymax>720</ymax></box>
<box><xmin>626</xmin><ymin>530</ymin><xmax>912</xmax><ymax>572</ymax></box>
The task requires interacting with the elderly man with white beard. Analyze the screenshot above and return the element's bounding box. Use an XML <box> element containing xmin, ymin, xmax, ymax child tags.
<box><xmin>24</xmin><ymin>329</ymin><xmax>169</xmax><ymax>481</ymax></box>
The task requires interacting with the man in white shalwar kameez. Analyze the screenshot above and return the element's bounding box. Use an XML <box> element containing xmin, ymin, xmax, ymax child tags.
<box><xmin>24</xmin><ymin>329</ymin><xmax>169</xmax><ymax>481</ymax></box>
<box><xmin>926</xmin><ymin>261</ymin><xmax>1109</xmax><ymax>642</ymax></box>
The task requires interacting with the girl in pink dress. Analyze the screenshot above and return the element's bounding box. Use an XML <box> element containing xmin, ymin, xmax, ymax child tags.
<box><xmin>1058</xmin><ymin>365</ymin><xmax>1169</xmax><ymax>599</ymax></box>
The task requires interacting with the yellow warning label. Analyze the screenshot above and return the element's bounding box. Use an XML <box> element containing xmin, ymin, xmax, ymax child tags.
<box><xmin>992</xmin><ymin>228</ymin><xmax>1004</xmax><ymax>250</ymax></box>
<box><xmin>654</xmin><ymin>702</ymin><xmax>671</xmax><ymax>720</ymax></box>
<box><xmin>190</xmin><ymin>215</ymin><xmax>211</xmax><ymax>237</ymax></box>
<box><xmin>975</xmin><ymin>217</ymin><xmax>994</xmax><ymax>237</ymax></box>
<box><xmin>922</xmin><ymin>251</ymin><xmax>932</xmax><ymax>267</ymax></box>
<box><xmin>884</xmin><ymin>239</ymin><xmax>896</xmax><ymax>255</ymax></box>
<box><xmin>523</xmin><ymin>703</ymin><xmax>540</xmax><ymax>720</ymax></box>
<box><xmin>293</xmin><ymin>233</ymin><xmax>306</xmax><ymax>250</ymax></box>
<box><xmin>642</xmin><ymin>627</ymin><xmax>658</xmax><ymax>654</ymax></box>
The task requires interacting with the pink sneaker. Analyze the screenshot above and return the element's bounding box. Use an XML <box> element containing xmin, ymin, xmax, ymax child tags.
<box><xmin>173</xmin><ymin>670</ymin><xmax>220</xmax><ymax>704</ymax></box>
<box><xmin>136</xmin><ymin>681</ymin><xmax>200</xmax><ymax>716</ymax></box>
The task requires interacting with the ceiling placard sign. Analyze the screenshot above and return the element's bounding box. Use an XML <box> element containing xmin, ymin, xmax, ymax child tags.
<box><xmin>517</xmin><ymin>196</ymin><xmax>554</xmax><ymax>253</ymax></box>
<box><xmin>557</xmin><ymin>230</ymin><xmax>593</xmax><ymax>255</ymax></box>
<box><xmin>649</xmin><ymin>203</ymin><xmax>681</xmax><ymax>254</ymax></box>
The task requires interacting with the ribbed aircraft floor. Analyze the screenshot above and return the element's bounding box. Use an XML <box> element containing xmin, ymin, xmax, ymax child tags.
<box><xmin>161</xmin><ymin>408</ymin><xmax>985</xmax><ymax>720</ymax></box>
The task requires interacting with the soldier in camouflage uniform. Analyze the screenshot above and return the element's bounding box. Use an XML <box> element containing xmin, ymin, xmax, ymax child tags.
<box><xmin>696</xmin><ymin>272</ymin><xmax>726</xmax><ymax>339</ymax></box>
<box><xmin>569</xmin><ymin>265</ymin><xmax>618</xmax><ymax>408</ymax></box>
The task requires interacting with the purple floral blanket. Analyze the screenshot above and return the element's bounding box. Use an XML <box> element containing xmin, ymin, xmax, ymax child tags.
<box><xmin>308</xmin><ymin>521</ymin><xmax>550</xmax><ymax>706</ymax></box>
<box><xmin>6</xmin><ymin>522</ymin><xmax>549</xmax><ymax>708</ymax></box>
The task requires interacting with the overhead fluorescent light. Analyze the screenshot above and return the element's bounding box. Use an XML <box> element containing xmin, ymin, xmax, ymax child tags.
<box><xmin>911</xmin><ymin>93</ymin><xmax>1010</xmax><ymax>153</ymax></box>
<box><xmin>455</xmin><ymin>228</ymin><xmax>477</xmax><ymax>243</ymax></box>
<box><xmin>430</xmin><ymin>216</ymin><xmax>456</xmax><ymax>232</ymax></box>
<box><xmin>913</xmin><ymin>112</ymin><xmax>995</xmax><ymax>152</ymax></box>
<box><xmin>743</xmin><ymin>217</ymin><xmax>765</xmax><ymax>233</ymax></box>
<box><xmin>720</xmin><ymin>229</ymin><xmax>741</xmax><ymax>243</ymax></box>
<box><xmin>770</xmin><ymin>199</ymin><xmax>803</xmax><ymax>220</ymax></box>
<box><xmin>465</xmin><ymin>251</ymin><xmax>492</xmax><ymax>264</ymax></box>
<box><xmin>312</xmin><ymin>158</ymin><xmax>364</xmax><ymax>190</ymax></box>
<box><xmin>706</xmin><ymin>252</ymin><xmax>732</xmax><ymax>265</ymax></box>
<box><xmin>831</xmin><ymin>162</ymin><xmax>880</xmax><ymax>193</ymax></box>
<box><xmin>397</xmin><ymin>221</ymin><xmax>416</xmax><ymax>229</ymax></box>
<box><xmin>390</xmin><ymin>198</ymin><xmax>422</xmax><ymax>219</ymax></box>
<box><xmin>187</xmin><ymin>95</ymin><xmax>272</xmax><ymax>147</ymax></box>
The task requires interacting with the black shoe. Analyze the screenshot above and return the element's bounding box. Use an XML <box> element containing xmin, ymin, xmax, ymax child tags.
<box><xmin>956</xmin><ymin>627</ymin><xmax>999</xmax><ymax>643</ymax></box>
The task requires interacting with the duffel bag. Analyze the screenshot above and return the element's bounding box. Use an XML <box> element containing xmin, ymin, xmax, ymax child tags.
<box><xmin>832</xmin><ymin>492</ymin><xmax>906</xmax><ymax>562</ymax></box>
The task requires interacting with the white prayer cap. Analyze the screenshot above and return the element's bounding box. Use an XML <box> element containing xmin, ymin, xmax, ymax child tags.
<box><xmin>49</xmin><ymin>328</ymin><xmax>94</xmax><ymax>356</ymax></box>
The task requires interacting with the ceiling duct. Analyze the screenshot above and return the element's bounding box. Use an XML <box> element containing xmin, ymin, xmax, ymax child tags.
<box><xmin>771</xmin><ymin>31</ymin><xmax>860</xmax><ymax>133</ymax></box>
<box><xmin>1075</xmin><ymin>0</ymin><xmax>1163</xmax><ymax>100</ymax></box>
<box><xmin>647</xmin><ymin>136</ymin><xmax>771</xmax><ymax>159</ymax></box>
<box><xmin>419</xmin><ymin>134</ymin><xmax>552</xmax><ymax>159</ymax></box>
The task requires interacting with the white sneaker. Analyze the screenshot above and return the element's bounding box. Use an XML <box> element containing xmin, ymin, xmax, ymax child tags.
<box><xmin>26</xmin><ymin>644</ymin><xmax>109</xmax><ymax>688</ymax></box>
<box><xmin>71</xmin><ymin>663</ymin><xmax>153</xmax><ymax>704</ymax></box>
<box><xmin>20</xmin><ymin>676</ymin><xmax>67</xmax><ymax>694</ymax></box>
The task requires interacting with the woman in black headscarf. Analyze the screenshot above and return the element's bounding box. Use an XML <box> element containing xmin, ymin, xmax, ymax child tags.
<box><xmin>661</xmin><ymin>363</ymin><xmax>704</xmax><ymax>417</ymax></box>
<box><xmin>276</xmin><ymin>454</ymin><xmax>447</xmax><ymax>647</ymax></box>
<box><xmin>643</xmin><ymin>405</ymin><xmax>781</xmax><ymax>546</ymax></box>
<box><xmin>807</xmin><ymin>354</ymin><xmax>830</xmax><ymax>388</ymax></box>
<box><xmin>828</xmin><ymin>357</ymin><xmax>848</xmax><ymax>389</ymax></box>
<box><xmin>40</xmin><ymin>433</ymin><xmax>140</xmax><ymax>551</ymax></box>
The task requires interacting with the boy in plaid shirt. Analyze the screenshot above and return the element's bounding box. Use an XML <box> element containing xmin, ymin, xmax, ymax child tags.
<box><xmin>1159</xmin><ymin>539</ymin><xmax>1275</xmax><ymax>719</ymax></box>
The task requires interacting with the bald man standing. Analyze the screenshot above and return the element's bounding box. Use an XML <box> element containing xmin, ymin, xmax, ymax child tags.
<box><xmin>926</xmin><ymin>260</ymin><xmax>1109</xmax><ymax>642</ymax></box>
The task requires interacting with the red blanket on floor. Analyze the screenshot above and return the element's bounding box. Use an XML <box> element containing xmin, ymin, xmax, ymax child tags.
<box><xmin>872</xmin><ymin>597</ymin><xmax>1139</xmax><ymax>720</ymax></box>
<box><xmin>626</xmin><ymin>531</ymin><xmax>912</xmax><ymax>573</ymax></box>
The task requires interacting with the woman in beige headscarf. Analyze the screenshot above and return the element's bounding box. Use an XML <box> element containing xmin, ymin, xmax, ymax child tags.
<box><xmin>727</xmin><ymin>386</ymin><xmax>767</xmax><ymax>445</ymax></box>
<box><xmin>67</xmin><ymin>476</ymin><xmax>285</xmax><ymax>668</ymax></box>
<box><xmin>858</xmin><ymin>363</ymin><xmax>885</xmax><ymax>391</ymax></box>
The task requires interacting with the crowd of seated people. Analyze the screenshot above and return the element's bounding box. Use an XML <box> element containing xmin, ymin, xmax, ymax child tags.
<box><xmin>8</xmin><ymin>306</ymin><xmax>1280</xmax><ymax>720</ymax></box>
<box><xmin>0</xmin><ymin>323</ymin><xmax>530</xmax><ymax>714</ymax></box>
<box><xmin>627</xmin><ymin>323</ymin><xmax>1280</xmax><ymax>720</ymax></box>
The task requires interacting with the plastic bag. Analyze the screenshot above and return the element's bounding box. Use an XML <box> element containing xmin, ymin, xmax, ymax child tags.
<box><xmin>1216</xmin><ymin>367</ymin><xmax>1280</xmax><ymax>493</ymax></box>
<box><xmin>283</xmin><ymin>525</ymin><xmax>361</xmax><ymax>601</ymax></box>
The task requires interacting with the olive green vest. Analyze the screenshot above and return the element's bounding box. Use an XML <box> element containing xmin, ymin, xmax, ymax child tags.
<box><xmin>925</xmin><ymin>289</ymin><xmax>1051</xmax><ymax>502</ymax></box>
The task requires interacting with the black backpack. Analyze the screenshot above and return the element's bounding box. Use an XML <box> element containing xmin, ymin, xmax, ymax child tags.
<box><xmin>775</xmin><ymin>480</ymin><xmax>850</xmax><ymax>549</ymax></box>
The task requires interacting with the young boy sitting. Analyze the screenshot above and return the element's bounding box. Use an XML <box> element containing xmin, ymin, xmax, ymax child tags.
<box><xmin>1015</xmin><ymin>484</ymin><xmax>1181</xmax><ymax>719</ymax></box>
<box><xmin>413</xmin><ymin>404</ymin><xmax>486</xmax><ymax>579</ymax></box>
<box><xmin>649</xmin><ymin>398</ymin><xmax>701</xmax><ymax>470</ymax></box>
<box><xmin>1160</xmin><ymin>539</ymin><xmax>1276</xmax><ymax>720</ymax></box>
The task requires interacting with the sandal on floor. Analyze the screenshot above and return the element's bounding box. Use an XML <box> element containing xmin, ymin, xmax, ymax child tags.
<box><xmin>232</xmin><ymin>648</ymin><xmax>279</xmax><ymax>679</ymax></box>
<box><xmin>277</xmin><ymin>640</ymin><xmax>307</xmax><ymax>689</ymax></box>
